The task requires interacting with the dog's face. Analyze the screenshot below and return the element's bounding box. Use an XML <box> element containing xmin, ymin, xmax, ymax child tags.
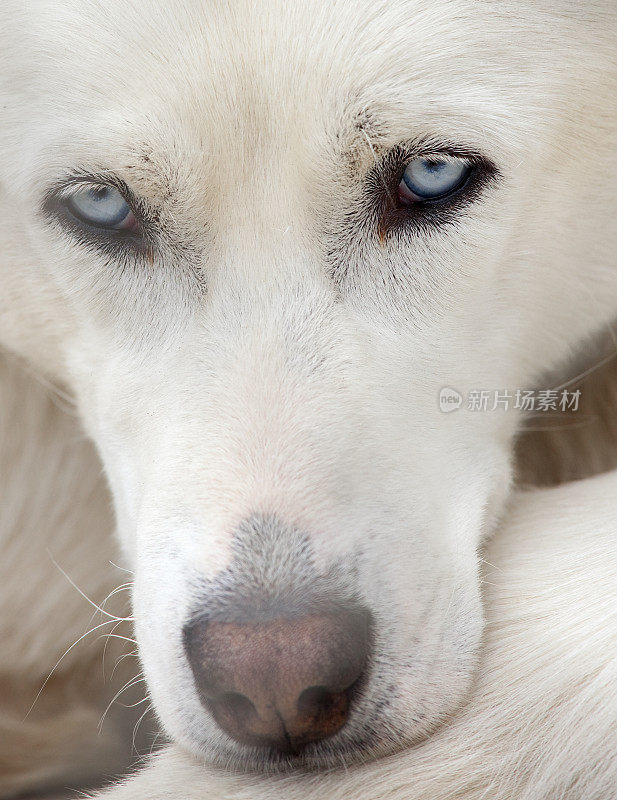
<box><xmin>1</xmin><ymin>0</ymin><xmax>616</xmax><ymax>772</ymax></box>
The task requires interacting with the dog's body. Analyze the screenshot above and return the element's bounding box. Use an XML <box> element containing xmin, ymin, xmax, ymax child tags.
<box><xmin>1</xmin><ymin>0</ymin><xmax>617</xmax><ymax>797</ymax></box>
<box><xmin>0</xmin><ymin>352</ymin><xmax>147</xmax><ymax>797</ymax></box>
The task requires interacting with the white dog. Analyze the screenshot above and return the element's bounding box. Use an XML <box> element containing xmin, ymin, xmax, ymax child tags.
<box><xmin>0</xmin><ymin>0</ymin><xmax>616</xmax><ymax>797</ymax></box>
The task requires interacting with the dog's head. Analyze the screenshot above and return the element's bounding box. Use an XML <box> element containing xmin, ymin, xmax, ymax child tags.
<box><xmin>1</xmin><ymin>0</ymin><xmax>616</xmax><ymax>771</ymax></box>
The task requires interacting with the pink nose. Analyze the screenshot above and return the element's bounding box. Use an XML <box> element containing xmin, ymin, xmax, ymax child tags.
<box><xmin>183</xmin><ymin>605</ymin><xmax>372</xmax><ymax>752</ymax></box>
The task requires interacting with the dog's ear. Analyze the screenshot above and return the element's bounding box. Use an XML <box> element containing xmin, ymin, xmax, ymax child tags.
<box><xmin>515</xmin><ymin>330</ymin><xmax>617</xmax><ymax>487</ymax></box>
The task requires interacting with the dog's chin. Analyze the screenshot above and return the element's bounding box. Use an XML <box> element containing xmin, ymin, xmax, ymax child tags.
<box><xmin>191</xmin><ymin>734</ymin><xmax>389</xmax><ymax>775</ymax></box>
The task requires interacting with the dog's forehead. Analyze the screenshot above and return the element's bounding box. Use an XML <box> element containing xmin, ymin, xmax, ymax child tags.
<box><xmin>2</xmin><ymin>0</ymin><xmax>609</xmax><ymax>200</ymax></box>
<box><xmin>6</xmin><ymin>1</ymin><xmax>569</xmax><ymax>147</ymax></box>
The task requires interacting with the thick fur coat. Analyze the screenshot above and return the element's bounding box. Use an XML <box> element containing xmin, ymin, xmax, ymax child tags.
<box><xmin>1</xmin><ymin>1</ymin><xmax>616</xmax><ymax>798</ymax></box>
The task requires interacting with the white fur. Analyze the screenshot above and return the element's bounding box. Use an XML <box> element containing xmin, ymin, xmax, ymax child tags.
<box><xmin>0</xmin><ymin>0</ymin><xmax>616</xmax><ymax>796</ymax></box>
<box><xmin>91</xmin><ymin>468</ymin><xmax>617</xmax><ymax>799</ymax></box>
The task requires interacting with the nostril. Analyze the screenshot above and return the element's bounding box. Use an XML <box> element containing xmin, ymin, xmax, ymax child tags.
<box><xmin>296</xmin><ymin>684</ymin><xmax>352</xmax><ymax>737</ymax></box>
<box><xmin>208</xmin><ymin>692</ymin><xmax>258</xmax><ymax>733</ymax></box>
<box><xmin>297</xmin><ymin>685</ymin><xmax>333</xmax><ymax>715</ymax></box>
<box><xmin>219</xmin><ymin>692</ymin><xmax>256</xmax><ymax>722</ymax></box>
<box><xmin>298</xmin><ymin>686</ymin><xmax>346</xmax><ymax>716</ymax></box>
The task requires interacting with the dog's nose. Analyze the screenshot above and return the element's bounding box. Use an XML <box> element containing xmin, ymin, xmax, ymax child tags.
<box><xmin>183</xmin><ymin>604</ymin><xmax>371</xmax><ymax>752</ymax></box>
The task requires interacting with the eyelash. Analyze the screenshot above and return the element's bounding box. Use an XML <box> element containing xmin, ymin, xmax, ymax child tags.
<box><xmin>44</xmin><ymin>177</ymin><xmax>150</xmax><ymax>254</ymax></box>
<box><xmin>367</xmin><ymin>146</ymin><xmax>497</xmax><ymax>238</ymax></box>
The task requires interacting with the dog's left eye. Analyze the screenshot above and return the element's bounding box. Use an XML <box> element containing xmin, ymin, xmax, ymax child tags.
<box><xmin>398</xmin><ymin>158</ymin><xmax>472</xmax><ymax>204</ymax></box>
<box><xmin>64</xmin><ymin>186</ymin><xmax>137</xmax><ymax>231</ymax></box>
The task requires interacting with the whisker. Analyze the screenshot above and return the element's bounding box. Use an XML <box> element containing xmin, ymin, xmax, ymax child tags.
<box><xmin>97</xmin><ymin>633</ymin><xmax>137</xmax><ymax>646</ymax></box>
<box><xmin>97</xmin><ymin>580</ymin><xmax>134</xmax><ymax>677</ymax></box>
<box><xmin>132</xmin><ymin>703</ymin><xmax>154</xmax><ymax>755</ymax></box>
<box><xmin>47</xmin><ymin>550</ymin><xmax>132</xmax><ymax>621</ymax></box>
<box><xmin>120</xmin><ymin>695</ymin><xmax>150</xmax><ymax>709</ymax></box>
<box><xmin>110</xmin><ymin>650</ymin><xmax>139</xmax><ymax>682</ymax></box>
<box><xmin>98</xmin><ymin>676</ymin><xmax>146</xmax><ymax>732</ymax></box>
<box><xmin>101</xmin><ymin>618</ymin><xmax>128</xmax><ymax>679</ymax></box>
<box><xmin>101</xmin><ymin>582</ymin><xmax>132</xmax><ymax>609</ymax></box>
<box><xmin>148</xmin><ymin>729</ymin><xmax>163</xmax><ymax>756</ymax></box>
<box><xmin>109</xmin><ymin>560</ymin><xmax>135</xmax><ymax>575</ymax></box>
<box><xmin>25</xmin><ymin>617</ymin><xmax>120</xmax><ymax>718</ymax></box>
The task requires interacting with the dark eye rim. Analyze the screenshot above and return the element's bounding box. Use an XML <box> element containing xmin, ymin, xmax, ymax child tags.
<box><xmin>366</xmin><ymin>142</ymin><xmax>499</xmax><ymax>238</ymax></box>
<box><xmin>42</xmin><ymin>172</ymin><xmax>151</xmax><ymax>253</ymax></box>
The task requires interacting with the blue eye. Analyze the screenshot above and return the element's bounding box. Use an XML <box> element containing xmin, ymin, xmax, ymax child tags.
<box><xmin>398</xmin><ymin>157</ymin><xmax>471</xmax><ymax>204</ymax></box>
<box><xmin>65</xmin><ymin>185</ymin><xmax>136</xmax><ymax>230</ymax></box>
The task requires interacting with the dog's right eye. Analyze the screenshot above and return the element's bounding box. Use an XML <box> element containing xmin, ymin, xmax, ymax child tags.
<box><xmin>63</xmin><ymin>185</ymin><xmax>138</xmax><ymax>231</ymax></box>
<box><xmin>398</xmin><ymin>158</ymin><xmax>472</xmax><ymax>204</ymax></box>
